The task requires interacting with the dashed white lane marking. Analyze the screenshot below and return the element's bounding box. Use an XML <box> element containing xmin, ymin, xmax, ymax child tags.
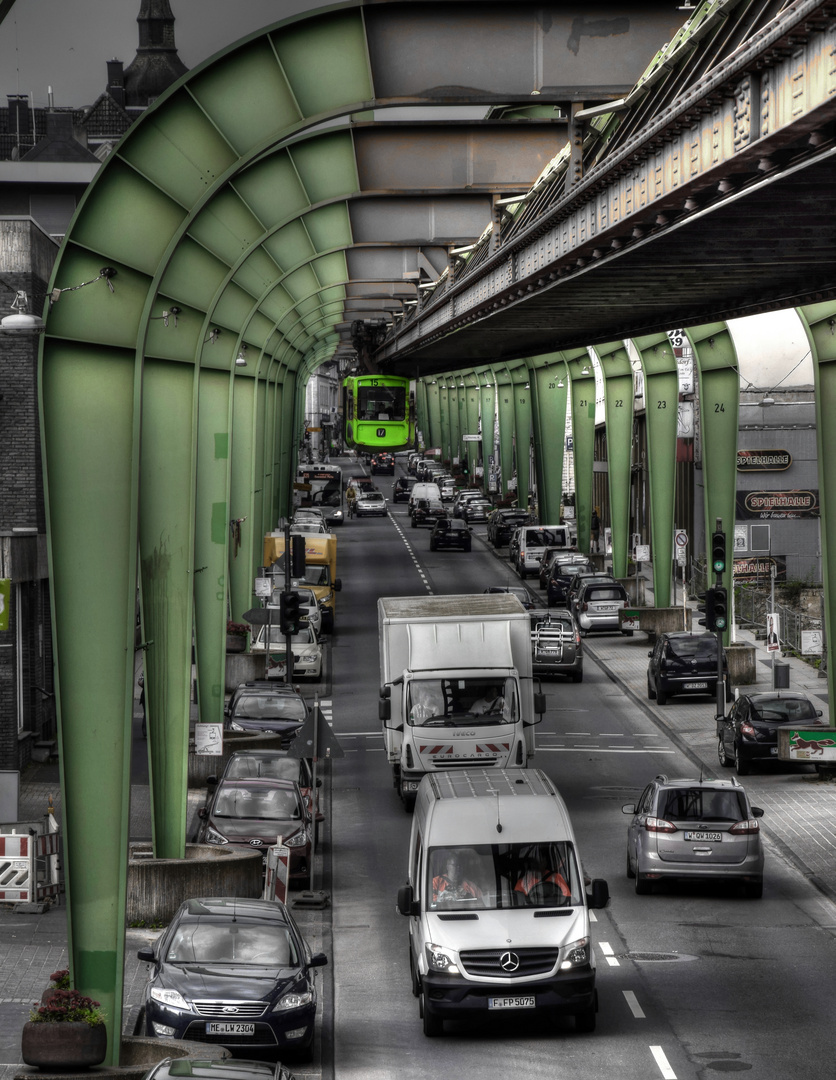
<box><xmin>623</xmin><ymin>990</ymin><xmax>645</xmax><ymax>1018</ymax></box>
<box><xmin>390</xmin><ymin>512</ymin><xmax>433</xmax><ymax>593</ymax></box>
<box><xmin>536</xmin><ymin>747</ymin><xmax>674</xmax><ymax>754</ymax></box>
<box><xmin>599</xmin><ymin>941</ymin><xmax>620</xmax><ymax>967</ymax></box>
<box><xmin>650</xmin><ymin>1046</ymin><xmax>677</xmax><ymax>1079</ymax></box>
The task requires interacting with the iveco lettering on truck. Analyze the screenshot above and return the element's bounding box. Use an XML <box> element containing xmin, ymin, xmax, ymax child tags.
<box><xmin>378</xmin><ymin>594</ymin><xmax>545</xmax><ymax>809</ymax></box>
<box><xmin>397</xmin><ymin>769</ymin><xmax>609</xmax><ymax>1036</ymax></box>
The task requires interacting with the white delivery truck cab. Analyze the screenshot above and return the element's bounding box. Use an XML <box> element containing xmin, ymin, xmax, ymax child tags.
<box><xmin>378</xmin><ymin>594</ymin><xmax>545</xmax><ymax>810</ymax></box>
<box><xmin>397</xmin><ymin>769</ymin><xmax>610</xmax><ymax>1036</ymax></box>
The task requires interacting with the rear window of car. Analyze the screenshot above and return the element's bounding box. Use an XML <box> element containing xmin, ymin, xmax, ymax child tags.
<box><xmin>750</xmin><ymin>698</ymin><xmax>817</xmax><ymax>722</ymax></box>
<box><xmin>585</xmin><ymin>586</ymin><xmax>626</xmax><ymax>602</ymax></box>
<box><xmin>554</xmin><ymin>563</ymin><xmax>587</xmax><ymax>578</ymax></box>
<box><xmin>659</xmin><ymin>788</ymin><xmax>746</xmax><ymax>822</ymax></box>
<box><xmin>666</xmin><ymin>636</ymin><xmax>716</xmax><ymax>659</ymax></box>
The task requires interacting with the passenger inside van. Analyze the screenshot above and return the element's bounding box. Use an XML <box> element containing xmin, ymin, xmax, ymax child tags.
<box><xmin>431</xmin><ymin>850</ymin><xmax>484</xmax><ymax>905</ymax></box>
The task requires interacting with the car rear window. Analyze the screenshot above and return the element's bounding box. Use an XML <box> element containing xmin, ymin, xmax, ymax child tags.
<box><xmin>660</xmin><ymin>788</ymin><xmax>746</xmax><ymax>822</ymax></box>
<box><xmin>750</xmin><ymin>698</ymin><xmax>817</xmax><ymax>722</ymax></box>
<box><xmin>666</xmin><ymin>637</ymin><xmax>716</xmax><ymax>659</ymax></box>
<box><xmin>585</xmin><ymin>587</ymin><xmax>626</xmax><ymax>601</ymax></box>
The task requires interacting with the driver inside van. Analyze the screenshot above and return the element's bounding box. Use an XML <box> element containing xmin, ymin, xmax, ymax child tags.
<box><xmin>514</xmin><ymin>846</ymin><xmax>571</xmax><ymax>900</ymax></box>
<box><xmin>432</xmin><ymin>851</ymin><xmax>483</xmax><ymax>904</ymax></box>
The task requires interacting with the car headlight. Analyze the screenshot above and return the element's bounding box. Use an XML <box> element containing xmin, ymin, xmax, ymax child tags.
<box><xmin>203</xmin><ymin>826</ymin><xmax>228</xmax><ymax>846</ymax></box>
<box><xmin>284</xmin><ymin>829</ymin><xmax>308</xmax><ymax>848</ymax></box>
<box><xmin>425</xmin><ymin>942</ymin><xmax>460</xmax><ymax>975</ymax></box>
<box><xmin>560</xmin><ymin>938</ymin><xmax>590</xmax><ymax>970</ymax></box>
<box><xmin>229</xmin><ymin>720</ymin><xmax>245</xmax><ymax>732</ymax></box>
<box><xmin>274</xmin><ymin>989</ymin><xmax>314</xmax><ymax>1011</ymax></box>
<box><xmin>150</xmin><ymin>987</ymin><xmax>190</xmax><ymax>1010</ymax></box>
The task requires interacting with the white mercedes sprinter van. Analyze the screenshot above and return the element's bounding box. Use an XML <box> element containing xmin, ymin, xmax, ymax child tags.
<box><xmin>397</xmin><ymin>768</ymin><xmax>609</xmax><ymax>1036</ymax></box>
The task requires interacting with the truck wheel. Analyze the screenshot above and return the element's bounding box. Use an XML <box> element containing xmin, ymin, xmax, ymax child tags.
<box><xmin>421</xmin><ymin>992</ymin><xmax>443</xmax><ymax>1037</ymax></box>
<box><xmin>400</xmin><ymin>782</ymin><xmax>416</xmax><ymax>813</ymax></box>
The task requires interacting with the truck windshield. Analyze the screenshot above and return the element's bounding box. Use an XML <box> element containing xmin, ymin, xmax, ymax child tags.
<box><xmin>407</xmin><ymin>677</ymin><xmax>518</xmax><ymax>727</ymax></box>
<box><xmin>427</xmin><ymin>841</ymin><xmax>583</xmax><ymax>910</ymax></box>
<box><xmin>293</xmin><ymin>567</ymin><xmax>330</xmax><ymax>587</ymax></box>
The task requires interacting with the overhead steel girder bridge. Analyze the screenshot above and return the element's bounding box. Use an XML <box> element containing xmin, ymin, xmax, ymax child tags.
<box><xmin>33</xmin><ymin>0</ymin><xmax>836</xmax><ymax>1063</ymax></box>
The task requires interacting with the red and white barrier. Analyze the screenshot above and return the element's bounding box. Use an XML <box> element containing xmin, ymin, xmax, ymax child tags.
<box><xmin>0</xmin><ymin>827</ymin><xmax>61</xmax><ymax>902</ymax></box>
<box><xmin>263</xmin><ymin>838</ymin><xmax>290</xmax><ymax>905</ymax></box>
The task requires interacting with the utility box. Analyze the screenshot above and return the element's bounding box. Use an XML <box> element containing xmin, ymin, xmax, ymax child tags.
<box><xmin>773</xmin><ymin>660</ymin><xmax>790</xmax><ymax>689</ymax></box>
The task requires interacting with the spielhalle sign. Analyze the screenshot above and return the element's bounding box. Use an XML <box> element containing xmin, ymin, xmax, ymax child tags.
<box><xmin>737</xmin><ymin>449</ymin><xmax>792</xmax><ymax>471</ymax></box>
<box><xmin>737</xmin><ymin>490</ymin><xmax>819</xmax><ymax>519</ymax></box>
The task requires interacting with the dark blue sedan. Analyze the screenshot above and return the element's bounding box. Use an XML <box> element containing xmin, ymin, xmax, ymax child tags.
<box><xmin>138</xmin><ymin>897</ymin><xmax>327</xmax><ymax>1061</ymax></box>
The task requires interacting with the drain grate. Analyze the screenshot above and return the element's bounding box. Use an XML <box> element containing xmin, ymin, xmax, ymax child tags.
<box><xmin>626</xmin><ymin>951</ymin><xmax>697</xmax><ymax>962</ymax></box>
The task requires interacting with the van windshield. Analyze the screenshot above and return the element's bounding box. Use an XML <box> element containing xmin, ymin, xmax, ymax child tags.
<box><xmin>407</xmin><ymin>677</ymin><xmax>518</xmax><ymax>727</ymax></box>
<box><xmin>427</xmin><ymin>841</ymin><xmax>583</xmax><ymax>910</ymax></box>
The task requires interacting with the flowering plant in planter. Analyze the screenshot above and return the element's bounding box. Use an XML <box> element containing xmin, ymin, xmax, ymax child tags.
<box><xmin>30</xmin><ymin>989</ymin><xmax>106</xmax><ymax>1026</ymax></box>
<box><xmin>227</xmin><ymin>621</ymin><xmax>249</xmax><ymax>636</ymax></box>
<box><xmin>48</xmin><ymin>969</ymin><xmax>70</xmax><ymax>991</ymax></box>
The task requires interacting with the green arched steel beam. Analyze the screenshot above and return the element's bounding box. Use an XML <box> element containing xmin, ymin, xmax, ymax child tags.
<box><xmin>529</xmin><ymin>353</ymin><xmax>568</xmax><ymax>527</ymax></box>
<box><xmin>565</xmin><ymin>349</ymin><xmax>597</xmax><ymax>555</ymax></box>
<box><xmin>593</xmin><ymin>341</ymin><xmax>635</xmax><ymax>578</ymax></box>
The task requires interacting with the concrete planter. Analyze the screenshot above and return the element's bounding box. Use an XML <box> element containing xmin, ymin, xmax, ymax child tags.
<box><xmin>14</xmin><ymin>1036</ymin><xmax>231</xmax><ymax>1080</ymax></box>
<box><xmin>726</xmin><ymin>642</ymin><xmax>757</xmax><ymax>686</ymax></box>
<box><xmin>21</xmin><ymin>1020</ymin><xmax>106</xmax><ymax>1071</ymax></box>
<box><xmin>224</xmin><ymin>651</ymin><xmax>266</xmax><ymax>692</ymax></box>
<box><xmin>126</xmin><ymin>843</ymin><xmax>263</xmax><ymax>926</ymax></box>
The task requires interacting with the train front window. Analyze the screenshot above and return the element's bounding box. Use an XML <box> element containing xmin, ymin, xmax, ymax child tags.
<box><xmin>358</xmin><ymin>386</ymin><xmax>406</xmax><ymax>421</ymax></box>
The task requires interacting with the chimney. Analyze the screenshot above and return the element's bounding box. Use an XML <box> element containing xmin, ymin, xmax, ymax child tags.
<box><xmin>7</xmin><ymin>94</ymin><xmax>30</xmax><ymax>140</ymax></box>
<box><xmin>107</xmin><ymin>59</ymin><xmax>125</xmax><ymax>107</ymax></box>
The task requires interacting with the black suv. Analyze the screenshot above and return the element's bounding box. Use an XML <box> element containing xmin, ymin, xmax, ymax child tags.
<box><xmin>430</xmin><ymin>518</ymin><xmax>472</xmax><ymax>551</ymax></box>
<box><xmin>371</xmin><ymin>453</ymin><xmax>395</xmax><ymax>475</ymax></box>
<box><xmin>392</xmin><ymin>475</ymin><xmax>416</xmax><ymax>502</ymax></box>
<box><xmin>646</xmin><ymin>632</ymin><xmax>727</xmax><ymax>706</ymax></box>
<box><xmin>486</xmin><ymin>508</ymin><xmax>529</xmax><ymax>547</ymax></box>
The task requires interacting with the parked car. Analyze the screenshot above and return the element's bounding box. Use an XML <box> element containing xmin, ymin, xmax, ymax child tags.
<box><xmin>208</xmin><ymin>749</ymin><xmax>323</xmax><ymax>843</ymax></box>
<box><xmin>392</xmin><ymin>476</ymin><xmax>416</xmax><ymax>503</ymax></box>
<box><xmin>440</xmin><ymin>480</ymin><xmax>457</xmax><ymax>502</ymax></box>
<box><xmin>647</xmin><ymin>631</ymin><xmax>727</xmax><ymax>706</ymax></box>
<box><xmin>538</xmin><ymin>546</ymin><xmax>579</xmax><ymax>590</ymax></box>
<box><xmin>546</xmin><ymin>557</ymin><xmax>592</xmax><ymax>607</ymax></box>
<box><xmin>483</xmin><ymin>585</ymin><xmax>535</xmax><ymax>610</ymax></box>
<box><xmin>516</xmin><ymin>525</ymin><xmax>572</xmax><ymax>579</ymax></box>
<box><xmin>508</xmin><ymin>525</ymin><xmax>523</xmax><ymax>565</ymax></box>
<box><xmin>196</xmin><ymin>776</ymin><xmax>312</xmax><ymax>878</ymax></box>
<box><xmin>565</xmin><ymin>571</ymin><xmax>615</xmax><ymax>616</ymax></box>
<box><xmin>486</xmin><ymin>508</ymin><xmax>529</xmax><ymax>547</ymax></box>
<box><xmin>529</xmin><ymin>609</ymin><xmax>583</xmax><ymax>681</ymax></box>
<box><xmin>575</xmin><ymin>580</ymin><xmax>630</xmax><ymax>635</ymax></box>
<box><xmin>411</xmin><ymin>498</ymin><xmax>447</xmax><ymax>528</ymax></box>
<box><xmin>461</xmin><ymin>498</ymin><xmax>491</xmax><ymax>524</ymax></box>
<box><xmin>137</xmin><ymin>896</ymin><xmax>327</xmax><ymax>1058</ymax></box>
<box><xmin>354</xmin><ymin>490</ymin><xmax>387</xmax><ymax>517</ymax></box>
<box><xmin>141</xmin><ymin>1057</ymin><xmax>298</xmax><ymax>1080</ymax></box>
<box><xmin>451</xmin><ymin>490</ymin><xmax>483</xmax><ymax>518</ymax></box>
<box><xmin>225</xmin><ymin>682</ymin><xmax>309</xmax><ymax>745</ymax></box>
<box><xmin>622</xmin><ymin>774</ymin><xmax>765</xmax><ymax>897</ymax></box>
<box><xmin>429</xmin><ymin>518</ymin><xmax>472</xmax><ymax>552</ymax></box>
<box><xmin>371</xmin><ymin>452</ymin><xmax>395</xmax><ymax>475</ymax></box>
<box><xmin>718</xmin><ymin>691</ymin><xmax>826</xmax><ymax>774</ymax></box>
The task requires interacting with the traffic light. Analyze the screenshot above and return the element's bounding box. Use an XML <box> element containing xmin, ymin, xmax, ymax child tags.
<box><xmin>713</xmin><ymin>586</ymin><xmax>728</xmax><ymax>632</ymax></box>
<box><xmin>697</xmin><ymin>588</ymin><xmax>717</xmax><ymax>631</ymax></box>
<box><xmin>291</xmin><ymin>534</ymin><xmax>306</xmax><ymax>578</ymax></box>
<box><xmin>280</xmin><ymin>590</ymin><xmax>302</xmax><ymax>634</ymax></box>
<box><xmin>711</xmin><ymin>530</ymin><xmax>726</xmax><ymax>574</ymax></box>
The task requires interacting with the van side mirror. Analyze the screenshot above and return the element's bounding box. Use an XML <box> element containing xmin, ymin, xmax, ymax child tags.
<box><xmin>397</xmin><ymin>884</ymin><xmax>419</xmax><ymax>917</ymax></box>
<box><xmin>334</xmin><ymin>578</ymin><xmax>342</xmax><ymax>592</ymax></box>
<box><xmin>588</xmin><ymin>878</ymin><xmax>609</xmax><ymax>909</ymax></box>
<box><xmin>379</xmin><ymin>698</ymin><xmax>391</xmax><ymax>722</ymax></box>
<box><xmin>533</xmin><ymin>691</ymin><xmax>546</xmax><ymax>716</ymax></box>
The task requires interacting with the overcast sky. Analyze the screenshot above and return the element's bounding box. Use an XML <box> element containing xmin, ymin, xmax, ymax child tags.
<box><xmin>0</xmin><ymin>1</ymin><xmax>319</xmax><ymax>108</ymax></box>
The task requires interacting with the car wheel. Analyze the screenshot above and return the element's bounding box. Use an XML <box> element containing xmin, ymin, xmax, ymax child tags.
<box><xmin>744</xmin><ymin>879</ymin><xmax>763</xmax><ymax>899</ymax></box>
<box><xmin>635</xmin><ymin>872</ymin><xmax>651</xmax><ymax>895</ymax></box>
<box><xmin>647</xmin><ymin>674</ymin><xmax>657</xmax><ymax>701</ymax></box>
<box><xmin>626</xmin><ymin>851</ymin><xmax>635</xmax><ymax>879</ymax></box>
<box><xmin>463</xmin><ymin>542</ymin><xmax>471</xmax><ymax>552</ymax></box>
<box><xmin>718</xmin><ymin>737</ymin><xmax>733</xmax><ymax>768</ymax></box>
<box><xmin>429</xmin><ymin>540</ymin><xmax>437</xmax><ymax>551</ymax></box>
<box><xmin>572</xmin><ymin>670</ymin><xmax>583</xmax><ymax>683</ymax></box>
<box><xmin>656</xmin><ymin>685</ymin><xmax>667</xmax><ymax>706</ymax></box>
<box><xmin>421</xmin><ymin>991</ymin><xmax>443</xmax><ymax>1037</ymax></box>
<box><xmin>734</xmin><ymin>744</ymin><xmax>750</xmax><ymax>776</ymax></box>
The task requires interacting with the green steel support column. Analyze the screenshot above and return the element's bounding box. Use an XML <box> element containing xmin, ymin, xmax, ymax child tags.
<box><xmin>448</xmin><ymin>381</ymin><xmax>462</xmax><ymax>468</ymax></box>
<box><xmin>797</xmin><ymin>301</ymin><xmax>836</xmax><ymax>726</ymax></box>
<box><xmin>139</xmin><ymin>359</ymin><xmax>196</xmax><ymax>859</ymax></box>
<box><xmin>438</xmin><ymin>382</ymin><xmax>451</xmax><ymax>465</ymax></box>
<box><xmin>632</xmin><ymin>334</ymin><xmax>679</xmax><ymax>608</ymax></box>
<box><xmin>425</xmin><ymin>379</ymin><xmax>442</xmax><ymax>452</ymax></box>
<box><xmin>511</xmin><ymin>366</ymin><xmax>533</xmax><ymax>512</ymax></box>
<box><xmin>690</xmin><ymin>322</ymin><xmax>739</xmax><ymax>644</ymax></box>
<box><xmin>264</xmin><ymin>364</ymin><xmax>281</xmax><ymax>533</ymax></box>
<box><xmin>194</xmin><ymin>368</ymin><xmax>233</xmax><ymax>729</ymax></box>
<box><xmin>495</xmin><ymin>368</ymin><xmax>516</xmax><ymax>499</ymax></box>
<box><xmin>40</xmin><ymin>340</ymin><xmax>138</xmax><ymax>1064</ymax></box>
<box><xmin>251</xmin><ymin>376</ymin><xmax>267</xmax><ymax>573</ymax></box>
<box><xmin>278</xmin><ymin>373</ymin><xmax>296</xmax><ymax>521</ymax></box>
<box><xmin>416</xmin><ymin>378</ymin><xmax>429</xmax><ymax>449</ymax></box>
<box><xmin>593</xmin><ymin>341</ymin><xmax>635</xmax><ymax>578</ymax></box>
<box><xmin>479</xmin><ymin>377</ymin><xmax>496</xmax><ymax>489</ymax></box>
<box><xmin>229</xmin><ymin>376</ymin><xmax>257</xmax><ymax>623</ymax></box>
<box><xmin>464</xmin><ymin>374</ymin><xmax>480</xmax><ymax>478</ymax></box>
<box><xmin>566</xmin><ymin>349</ymin><xmax>597</xmax><ymax>555</ymax></box>
<box><xmin>530</xmin><ymin>354</ymin><xmax>568</xmax><ymax>527</ymax></box>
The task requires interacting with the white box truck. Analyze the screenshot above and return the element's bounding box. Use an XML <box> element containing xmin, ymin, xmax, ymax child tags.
<box><xmin>397</xmin><ymin>768</ymin><xmax>610</xmax><ymax>1036</ymax></box>
<box><xmin>378</xmin><ymin>594</ymin><xmax>545</xmax><ymax>809</ymax></box>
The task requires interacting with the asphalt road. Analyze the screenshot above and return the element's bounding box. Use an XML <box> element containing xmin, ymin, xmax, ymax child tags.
<box><xmin>321</xmin><ymin>472</ymin><xmax>836</xmax><ymax>1080</ymax></box>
